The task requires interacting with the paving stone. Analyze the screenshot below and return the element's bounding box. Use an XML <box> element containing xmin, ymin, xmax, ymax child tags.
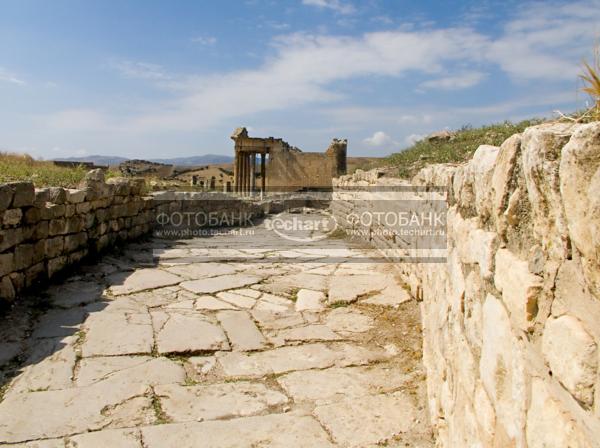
<box><xmin>109</xmin><ymin>268</ymin><xmax>183</xmax><ymax>296</ymax></box>
<box><xmin>230</xmin><ymin>288</ymin><xmax>262</xmax><ymax>298</ymax></box>
<box><xmin>165</xmin><ymin>263</ymin><xmax>238</xmax><ymax>279</ymax></box>
<box><xmin>47</xmin><ymin>281</ymin><xmax>106</xmax><ymax>308</ymax></box>
<box><xmin>273</xmin><ymin>324</ymin><xmax>341</xmax><ymax>343</ymax></box>
<box><xmin>314</xmin><ymin>392</ymin><xmax>424</xmax><ymax>447</ymax></box>
<box><xmin>9</xmin><ymin>439</ymin><xmax>65</xmax><ymax>448</ymax></box>
<box><xmin>0</xmin><ymin>341</ymin><xmax>21</xmax><ymax>366</ymax></box>
<box><xmin>251</xmin><ymin>309</ymin><xmax>306</xmax><ymax>330</ymax></box>
<box><xmin>295</xmin><ymin>289</ymin><xmax>326</xmax><ymax>311</ymax></box>
<box><xmin>362</xmin><ymin>284</ymin><xmax>412</xmax><ymax>306</ymax></box>
<box><xmin>217</xmin><ymin>342</ymin><xmax>386</xmax><ymax>377</ymax></box>
<box><xmin>67</xmin><ymin>428</ymin><xmax>143</xmax><ymax>448</ymax></box>
<box><xmin>32</xmin><ymin>308</ymin><xmax>88</xmax><ymax>339</ymax></box>
<box><xmin>324</xmin><ymin>308</ymin><xmax>375</xmax><ymax>334</ymax></box>
<box><xmin>216</xmin><ymin>310</ymin><xmax>267</xmax><ymax>351</ymax></box>
<box><xmin>194</xmin><ymin>295</ymin><xmax>236</xmax><ymax>310</ymax></box>
<box><xmin>216</xmin><ymin>291</ymin><xmax>257</xmax><ymax>308</ymax></box>
<box><xmin>253</xmin><ymin>298</ymin><xmax>290</xmax><ymax>313</ymax></box>
<box><xmin>8</xmin><ymin>336</ymin><xmax>77</xmax><ymax>395</ymax></box>
<box><xmin>141</xmin><ymin>414</ymin><xmax>334</xmax><ymax>447</ymax></box>
<box><xmin>278</xmin><ymin>365</ymin><xmax>412</xmax><ymax>403</ymax></box>
<box><xmin>76</xmin><ymin>356</ymin><xmax>185</xmax><ymax>387</ymax></box>
<box><xmin>266</xmin><ymin>272</ymin><xmax>329</xmax><ymax>293</ymax></box>
<box><xmin>154</xmin><ymin>311</ymin><xmax>229</xmax><ymax>354</ymax></box>
<box><xmin>0</xmin><ymin>382</ymin><xmax>152</xmax><ymax>443</ymax></box>
<box><xmin>82</xmin><ymin>311</ymin><xmax>153</xmax><ymax>357</ymax></box>
<box><xmin>185</xmin><ymin>356</ymin><xmax>217</xmax><ymax>379</ymax></box>
<box><xmin>155</xmin><ymin>382</ymin><xmax>287</xmax><ymax>422</ymax></box>
<box><xmin>328</xmin><ymin>273</ymin><xmax>390</xmax><ymax>304</ymax></box>
<box><xmin>180</xmin><ymin>274</ymin><xmax>261</xmax><ymax>294</ymax></box>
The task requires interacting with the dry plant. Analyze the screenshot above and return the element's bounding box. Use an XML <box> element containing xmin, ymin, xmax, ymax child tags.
<box><xmin>580</xmin><ymin>44</ymin><xmax>600</xmax><ymax>120</ymax></box>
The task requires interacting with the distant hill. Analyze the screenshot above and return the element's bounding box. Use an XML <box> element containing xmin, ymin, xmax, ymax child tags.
<box><xmin>55</xmin><ymin>154</ymin><xmax>233</xmax><ymax>166</ymax></box>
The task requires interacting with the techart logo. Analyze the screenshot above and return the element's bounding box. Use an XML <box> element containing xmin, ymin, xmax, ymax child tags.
<box><xmin>266</xmin><ymin>210</ymin><xmax>338</xmax><ymax>242</ymax></box>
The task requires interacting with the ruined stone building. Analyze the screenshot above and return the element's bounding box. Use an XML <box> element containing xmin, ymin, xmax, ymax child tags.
<box><xmin>231</xmin><ymin>127</ymin><xmax>347</xmax><ymax>194</ymax></box>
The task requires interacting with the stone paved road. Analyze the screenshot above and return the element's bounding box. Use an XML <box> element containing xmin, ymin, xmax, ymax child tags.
<box><xmin>0</xmin><ymin>216</ymin><xmax>432</xmax><ymax>447</ymax></box>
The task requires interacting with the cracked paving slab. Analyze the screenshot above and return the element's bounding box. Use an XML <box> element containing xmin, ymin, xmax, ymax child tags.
<box><xmin>0</xmin><ymin>216</ymin><xmax>432</xmax><ymax>446</ymax></box>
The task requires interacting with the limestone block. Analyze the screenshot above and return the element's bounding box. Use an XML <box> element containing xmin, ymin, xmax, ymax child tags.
<box><xmin>0</xmin><ymin>184</ymin><xmax>13</xmax><ymax>211</ymax></box>
<box><xmin>521</xmin><ymin>123</ymin><xmax>573</xmax><ymax>259</ymax></box>
<box><xmin>450</xmin><ymin>208</ymin><xmax>497</xmax><ymax>279</ymax></box>
<box><xmin>480</xmin><ymin>293</ymin><xmax>527</xmax><ymax>447</ymax></box>
<box><xmin>76</xmin><ymin>201</ymin><xmax>91</xmax><ymax>214</ymax></box>
<box><xmin>66</xmin><ymin>188</ymin><xmax>87</xmax><ymax>203</ymax></box>
<box><xmin>45</xmin><ymin>204</ymin><xmax>66</xmax><ymax>219</ymax></box>
<box><xmin>47</xmin><ymin>187</ymin><xmax>67</xmax><ymax>204</ymax></box>
<box><xmin>23</xmin><ymin>206</ymin><xmax>41</xmax><ymax>225</ymax></box>
<box><xmin>542</xmin><ymin>315</ymin><xmax>597</xmax><ymax>406</ymax></box>
<box><xmin>48</xmin><ymin>218</ymin><xmax>66</xmax><ymax>236</ymax></box>
<box><xmin>491</xmin><ymin>134</ymin><xmax>522</xmax><ymax>220</ymax></box>
<box><xmin>526</xmin><ymin>378</ymin><xmax>591</xmax><ymax>448</ymax></box>
<box><xmin>47</xmin><ymin>255</ymin><xmax>67</xmax><ymax>278</ymax></box>
<box><xmin>494</xmin><ymin>248</ymin><xmax>542</xmax><ymax>330</ymax></box>
<box><xmin>0</xmin><ymin>253</ymin><xmax>14</xmax><ymax>277</ymax></box>
<box><xmin>469</xmin><ymin>144</ymin><xmax>499</xmax><ymax>220</ymax></box>
<box><xmin>64</xmin><ymin>232</ymin><xmax>87</xmax><ymax>253</ymax></box>
<box><xmin>45</xmin><ymin>236</ymin><xmax>64</xmax><ymax>258</ymax></box>
<box><xmin>25</xmin><ymin>261</ymin><xmax>45</xmax><ymax>286</ymax></box>
<box><xmin>9</xmin><ymin>182</ymin><xmax>35</xmax><ymax>208</ymax></box>
<box><xmin>559</xmin><ymin>122</ymin><xmax>600</xmax><ymax>298</ymax></box>
<box><xmin>552</xmin><ymin>260</ymin><xmax>600</xmax><ymax>343</ymax></box>
<box><xmin>474</xmin><ymin>382</ymin><xmax>495</xmax><ymax>447</ymax></box>
<box><xmin>106</xmin><ymin>178</ymin><xmax>131</xmax><ymax>196</ymax></box>
<box><xmin>14</xmin><ymin>243</ymin><xmax>34</xmax><ymax>270</ymax></box>
<box><xmin>3</xmin><ymin>208</ymin><xmax>22</xmax><ymax>226</ymax></box>
<box><xmin>0</xmin><ymin>227</ymin><xmax>23</xmax><ymax>252</ymax></box>
<box><xmin>65</xmin><ymin>215</ymin><xmax>84</xmax><ymax>233</ymax></box>
<box><xmin>0</xmin><ymin>275</ymin><xmax>15</xmax><ymax>301</ymax></box>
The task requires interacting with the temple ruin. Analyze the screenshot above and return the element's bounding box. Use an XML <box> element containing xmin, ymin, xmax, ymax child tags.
<box><xmin>231</xmin><ymin>127</ymin><xmax>347</xmax><ymax>194</ymax></box>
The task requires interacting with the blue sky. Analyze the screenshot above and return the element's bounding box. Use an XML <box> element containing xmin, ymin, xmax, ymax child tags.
<box><xmin>0</xmin><ymin>0</ymin><xmax>598</xmax><ymax>159</ymax></box>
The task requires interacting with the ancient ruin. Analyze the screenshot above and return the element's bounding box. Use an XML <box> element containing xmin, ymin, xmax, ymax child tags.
<box><xmin>1</xmin><ymin>122</ymin><xmax>599</xmax><ymax>447</ymax></box>
<box><xmin>231</xmin><ymin>127</ymin><xmax>347</xmax><ymax>194</ymax></box>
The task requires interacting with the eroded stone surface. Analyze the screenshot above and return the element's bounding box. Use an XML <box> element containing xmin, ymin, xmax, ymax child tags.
<box><xmin>154</xmin><ymin>311</ymin><xmax>230</xmax><ymax>354</ymax></box>
<box><xmin>314</xmin><ymin>392</ymin><xmax>426</xmax><ymax>447</ymax></box>
<box><xmin>156</xmin><ymin>382</ymin><xmax>288</xmax><ymax>422</ymax></box>
<box><xmin>180</xmin><ymin>274</ymin><xmax>261</xmax><ymax>294</ymax></box>
<box><xmin>216</xmin><ymin>310</ymin><xmax>267</xmax><ymax>351</ymax></box>
<box><xmin>0</xmin><ymin>217</ymin><xmax>431</xmax><ymax>447</ymax></box>
<box><xmin>141</xmin><ymin>414</ymin><xmax>334</xmax><ymax>447</ymax></box>
<box><xmin>109</xmin><ymin>269</ymin><xmax>183</xmax><ymax>296</ymax></box>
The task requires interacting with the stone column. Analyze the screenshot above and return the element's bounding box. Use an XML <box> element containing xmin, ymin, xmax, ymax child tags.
<box><xmin>250</xmin><ymin>153</ymin><xmax>256</xmax><ymax>195</ymax></box>
<box><xmin>242</xmin><ymin>153</ymin><xmax>249</xmax><ymax>196</ymax></box>
<box><xmin>234</xmin><ymin>151</ymin><xmax>241</xmax><ymax>193</ymax></box>
<box><xmin>261</xmin><ymin>153</ymin><xmax>266</xmax><ymax>194</ymax></box>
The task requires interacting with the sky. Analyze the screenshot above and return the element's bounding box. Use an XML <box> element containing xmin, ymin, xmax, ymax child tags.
<box><xmin>0</xmin><ymin>0</ymin><xmax>599</xmax><ymax>159</ymax></box>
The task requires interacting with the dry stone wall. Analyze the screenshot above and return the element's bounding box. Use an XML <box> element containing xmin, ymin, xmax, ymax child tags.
<box><xmin>0</xmin><ymin>170</ymin><xmax>264</xmax><ymax>303</ymax></box>
<box><xmin>333</xmin><ymin>122</ymin><xmax>600</xmax><ymax>447</ymax></box>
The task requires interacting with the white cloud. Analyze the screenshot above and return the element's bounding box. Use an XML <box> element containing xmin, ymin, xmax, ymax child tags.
<box><xmin>363</xmin><ymin>131</ymin><xmax>398</xmax><ymax>148</ymax></box>
<box><xmin>419</xmin><ymin>71</ymin><xmax>486</xmax><ymax>90</ymax></box>
<box><xmin>44</xmin><ymin>109</ymin><xmax>111</xmax><ymax>132</ymax></box>
<box><xmin>302</xmin><ymin>0</ymin><xmax>356</xmax><ymax>15</ymax></box>
<box><xmin>404</xmin><ymin>133</ymin><xmax>425</xmax><ymax>146</ymax></box>
<box><xmin>0</xmin><ymin>67</ymin><xmax>26</xmax><ymax>85</ymax></box>
<box><xmin>191</xmin><ymin>36</ymin><xmax>217</xmax><ymax>45</ymax></box>
<box><xmin>111</xmin><ymin>60</ymin><xmax>171</xmax><ymax>80</ymax></box>
<box><xmin>43</xmin><ymin>0</ymin><xmax>600</xmax><ymax>139</ymax></box>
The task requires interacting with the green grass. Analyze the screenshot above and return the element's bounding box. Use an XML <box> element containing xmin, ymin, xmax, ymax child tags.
<box><xmin>0</xmin><ymin>152</ymin><xmax>129</xmax><ymax>188</ymax></box>
<box><xmin>0</xmin><ymin>152</ymin><xmax>89</xmax><ymax>187</ymax></box>
<box><xmin>386</xmin><ymin>118</ymin><xmax>542</xmax><ymax>179</ymax></box>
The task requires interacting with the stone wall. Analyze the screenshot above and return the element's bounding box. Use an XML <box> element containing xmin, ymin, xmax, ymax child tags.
<box><xmin>0</xmin><ymin>170</ymin><xmax>264</xmax><ymax>303</ymax></box>
<box><xmin>332</xmin><ymin>122</ymin><xmax>600</xmax><ymax>447</ymax></box>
